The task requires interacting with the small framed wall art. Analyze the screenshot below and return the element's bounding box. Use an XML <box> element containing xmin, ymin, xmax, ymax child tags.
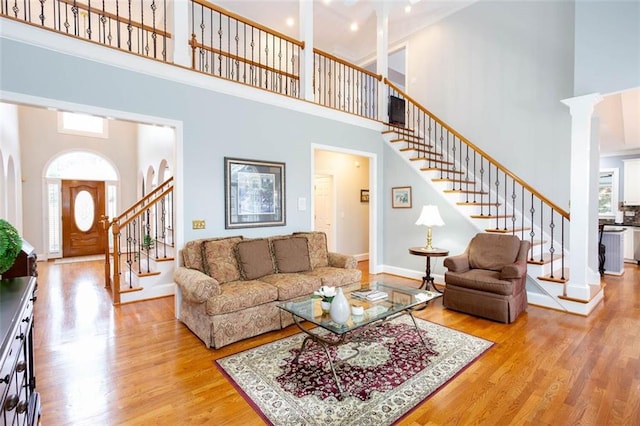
<box><xmin>392</xmin><ymin>186</ymin><xmax>412</xmax><ymax>208</ymax></box>
<box><xmin>224</xmin><ymin>157</ymin><xmax>286</xmax><ymax>229</ymax></box>
<box><xmin>360</xmin><ymin>189</ymin><xmax>370</xmax><ymax>203</ymax></box>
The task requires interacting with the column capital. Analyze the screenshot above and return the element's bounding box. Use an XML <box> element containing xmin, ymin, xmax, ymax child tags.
<box><xmin>561</xmin><ymin>93</ymin><xmax>604</xmax><ymax>116</ymax></box>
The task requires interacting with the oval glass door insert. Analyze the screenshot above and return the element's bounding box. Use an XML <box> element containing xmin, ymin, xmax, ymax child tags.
<box><xmin>74</xmin><ymin>190</ymin><xmax>95</xmax><ymax>232</ymax></box>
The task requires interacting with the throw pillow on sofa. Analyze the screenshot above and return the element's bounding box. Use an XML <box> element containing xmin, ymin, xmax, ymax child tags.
<box><xmin>272</xmin><ymin>237</ymin><xmax>311</xmax><ymax>273</ymax></box>
<box><xmin>202</xmin><ymin>236</ymin><xmax>243</xmax><ymax>283</ymax></box>
<box><xmin>236</xmin><ymin>238</ymin><xmax>275</xmax><ymax>280</ymax></box>
<box><xmin>293</xmin><ymin>232</ymin><xmax>329</xmax><ymax>269</ymax></box>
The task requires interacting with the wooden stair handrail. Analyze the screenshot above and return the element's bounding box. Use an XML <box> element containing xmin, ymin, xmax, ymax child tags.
<box><xmin>117</xmin><ymin>185</ymin><xmax>174</xmax><ymax>229</ymax></box>
<box><xmin>384</xmin><ymin>78</ymin><xmax>570</xmax><ymax>220</ymax></box>
<box><xmin>110</xmin><ymin>177</ymin><xmax>174</xmax><ymax>226</ymax></box>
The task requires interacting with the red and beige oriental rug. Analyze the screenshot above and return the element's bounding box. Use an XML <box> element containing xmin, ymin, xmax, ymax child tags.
<box><xmin>216</xmin><ymin>316</ymin><xmax>492</xmax><ymax>425</ymax></box>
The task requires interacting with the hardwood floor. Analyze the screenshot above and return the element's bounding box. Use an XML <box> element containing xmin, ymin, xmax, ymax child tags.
<box><xmin>33</xmin><ymin>260</ymin><xmax>639</xmax><ymax>425</ymax></box>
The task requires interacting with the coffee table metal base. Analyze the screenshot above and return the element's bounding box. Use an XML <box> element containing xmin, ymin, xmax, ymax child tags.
<box><xmin>290</xmin><ymin>309</ymin><xmax>428</xmax><ymax>399</ymax></box>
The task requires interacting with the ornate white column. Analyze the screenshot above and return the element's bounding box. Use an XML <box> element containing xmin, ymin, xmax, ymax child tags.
<box><xmin>561</xmin><ymin>93</ymin><xmax>603</xmax><ymax>301</ymax></box>
<box><xmin>300</xmin><ymin>0</ymin><xmax>314</xmax><ymax>101</ymax></box>
<box><xmin>375</xmin><ymin>3</ymin><xmax>389</xmax><ymax>122</ymax></box>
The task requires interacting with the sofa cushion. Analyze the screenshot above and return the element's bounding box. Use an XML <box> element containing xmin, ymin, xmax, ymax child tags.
<box><xmin>260</xmin><ymin>273</ymin><xmax>320</xmax><ymax>300</ymax></box>
<box><xmin>205</xmin><ymin>280</ymin><xmax>278</xmax><ymax>315</ymax></box>
<box><xmin>444</xmin><ymin>269</ymin><xmax>514</xmax><ymax>296</ymax></box>
<box><xmin>468</xmin><ymin>233</ymin><xmax>520</xmax><ymax>272</ymax></box>
<box><xmin>293</xmin><ymin>232</ymin><xmax>329</xmax><ymax>269</ymax></box>
<box><xmin>202</xmin><ymin>237</ymin><xmax>243</xmax><ymax>283</ymax></box>
<box><xmin>272</xmin><ymin>237</ymin><xmax>311</xmax><ymax>273</ymax></box>
<box><xmin>304</xmin><ymin>267</ymin><xmax>362</xmax><ymax>287</ymax></box>
<box><xmin>236</xmin><ymin>238</ymin><xmax>275</xmax><ymax>280</ymax></box>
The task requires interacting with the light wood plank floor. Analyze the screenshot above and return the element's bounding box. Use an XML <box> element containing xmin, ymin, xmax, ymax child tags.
<box><xmin>33</xmin><ymin>260</ymin><xmax>639</xmax><ymax>425</ymax></box>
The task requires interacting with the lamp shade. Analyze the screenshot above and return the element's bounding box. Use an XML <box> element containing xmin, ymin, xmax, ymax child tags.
<box><xmin>415</xmin><ymin>205</ymin><xmax>444</xmax><ymax>227</ymax></box>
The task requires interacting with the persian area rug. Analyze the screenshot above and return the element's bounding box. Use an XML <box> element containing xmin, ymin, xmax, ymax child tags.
<box><xmin>215</xmin><ymin>316</ymin><xmax>493</xmax><ymax>426</ymax></box>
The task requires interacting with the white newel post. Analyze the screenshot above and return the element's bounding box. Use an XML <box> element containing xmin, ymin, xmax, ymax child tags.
<box><xmin>376</xmin><ymin>4</ymin><xmax>389</xmax><ymax>123</ymax></box>
<box><xmin>561</xmin><ymin>93</ymin><xmax>603</xmax><ymax>300</ymax></box>
<box><xmin>171</xmin><ymin>1</ymin><xmax>191</xmax><ymax>68</ymax></box>
<box><xmin>300</xmin><ymin>0</ymin><xmax>314</xmax><ymax>102</ymax></box>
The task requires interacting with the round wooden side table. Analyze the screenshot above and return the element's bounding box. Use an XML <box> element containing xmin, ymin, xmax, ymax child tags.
<box><xmin>408</xmin><ymin>247</ymin><xmax>449</xmax><ymax>292</ymax></box>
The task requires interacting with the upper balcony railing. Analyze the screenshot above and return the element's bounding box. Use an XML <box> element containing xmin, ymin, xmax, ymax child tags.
<box><xmin>1</xmin><ymin>0</ymin><xmax>171</xmax><ymax>60</ymax></box>
<box><xmin>188</xmin><ymin>0</ymin><xmax>303</xmax><ymax>98</ymax></box>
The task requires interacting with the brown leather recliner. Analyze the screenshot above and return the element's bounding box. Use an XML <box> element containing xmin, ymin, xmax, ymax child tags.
<box><xmin>443</xmin><ymin>233</ymin><xmax>531</xmax><ymax>323</ymax></box>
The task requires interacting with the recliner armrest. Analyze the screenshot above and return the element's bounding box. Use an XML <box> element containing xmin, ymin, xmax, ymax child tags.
<box><xmin>174</xmin><ymin>266</ymin><xmax>221</xmax><ymax>303</ymax></box>
<box><xmin>444</xmin><ymin>254</ymin><xmax>470</xmax><ymax>273</ymax></box>
<box><xmin>328</xmin><ymin>252</ymin><xmax>358</xmax><ymax>269</ymax></box>
<box><xmin>500</xmin><ymin>260</ymin><xmax>527</xmax><ymax>280</ymax></box>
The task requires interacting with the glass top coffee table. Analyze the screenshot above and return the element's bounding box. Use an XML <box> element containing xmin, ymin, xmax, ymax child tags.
<box><xmin>278</xmin><ymin>280</ymin><xmax>442</xmax><ymax>398</ymax></box>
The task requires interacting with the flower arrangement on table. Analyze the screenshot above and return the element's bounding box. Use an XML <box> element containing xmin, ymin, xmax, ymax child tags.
<box><xmin>313</xmin><ymin>285</ymin><xmax>336</xmax><ymax>314</ymax></box>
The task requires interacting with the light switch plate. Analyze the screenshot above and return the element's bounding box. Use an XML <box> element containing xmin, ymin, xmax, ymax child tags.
<box><xmin>192</xmin><ymin>220</ymin><xmax>206</xmax><ymax>229</ymax></box>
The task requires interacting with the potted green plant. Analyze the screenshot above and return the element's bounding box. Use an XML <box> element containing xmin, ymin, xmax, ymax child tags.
<box><xmin>0</xmin><ymin>219</ymin><xmax>22</xmax><ymax>276</ymax></box>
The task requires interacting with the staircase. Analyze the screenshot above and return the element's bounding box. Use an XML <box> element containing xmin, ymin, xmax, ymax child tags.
<box><xmin>382</xmin><ymin>79</ymin><xmax>603</xmax><ymax>314</ymax></box>
<box><xmin>101</xmin><ymin>177</ymin><xmax>175</xmax><ymax>304</ymax></box>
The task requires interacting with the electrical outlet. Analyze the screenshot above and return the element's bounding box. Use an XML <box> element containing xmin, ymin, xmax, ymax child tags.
<box><xmin>192</xmin><ymin>220</ymin><xmax>206</xmax><ymax>229</ymax></box>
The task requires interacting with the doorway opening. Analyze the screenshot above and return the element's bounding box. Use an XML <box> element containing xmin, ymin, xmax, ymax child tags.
<box><xmin>312</xmin><ymin>146</ymin><xmax>376</xmax><ymax>272</ymax></box>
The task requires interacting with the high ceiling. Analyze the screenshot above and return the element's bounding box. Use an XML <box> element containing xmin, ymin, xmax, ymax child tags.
<box><xmin>214</xmin><ymin>0</ymin><xmax>639</xmax><ymax>156</ymax></box>
<box><xmin>215</xmin><ymin>0</ymin><xmax>476</xmax><ymax>64</ymax></box>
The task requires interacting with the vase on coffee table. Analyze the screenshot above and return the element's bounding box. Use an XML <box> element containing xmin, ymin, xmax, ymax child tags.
<box><xmin>321</xmin><ymin>300</ymin><xmax>331</xmax><ymax>315</ymax></box>
<box><xmin>330</xmin><ymin>287</ymin><xmax>350</xmax><ymax>324</ymax></box>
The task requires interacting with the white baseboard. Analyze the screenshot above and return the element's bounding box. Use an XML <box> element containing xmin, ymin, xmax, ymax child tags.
<box><xmin>377</xmin><ymin>265</ymin><xmax>443</xmax><ymax>284</ymax></box>
<box><xmin>354</xmin><ymin>253</ymin><xmax>369</xmax><ymax>261</ymax></box>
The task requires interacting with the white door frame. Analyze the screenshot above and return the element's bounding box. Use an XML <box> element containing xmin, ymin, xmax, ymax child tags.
<box><xmin>311</xmin><ymin>143</ymin><xmax>378</xmax><ymax>274</ymax></box>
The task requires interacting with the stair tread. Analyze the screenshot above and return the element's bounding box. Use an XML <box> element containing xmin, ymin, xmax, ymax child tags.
<box><xmin>470</xmin><ymin>214</ymin><xmax>511</xmax><ymax>219</ymax></box>
<box><xmin>390</xmin><ymin>134</ymin><xmax>424</xmax><ymax>142</ymax></box>
<box><xmin>537</xmin><ymin>268</ymin><xmax>569</xmax><ymax>283</ymax></box>
<box><xmin>411</xmin><ymin>157</ymin><xmax>454</xmax><ymax>165</ymax></box>
<box><xmin>432</xmin><ymin>178</ymin><xmax>476</xmax><ymax>185</ymax></box>
<box><xmin>527</xmin><ymin>253</ymin><xmax>563</xmax><ymax>265</ymax></box>
<box><xmin>485</xmin><ymin>227</ymin><xmax>531</xmax><ymax>234</ymax></box>
<box><xmin>421</xmin><ymin>167</ymin><xmax>464</xmax><ymax>174</ymax></box>
<box><xmin>400</xmin><ymin>147</ymin><xmax>442</xmax><ymax>157</ymax></box>
<box><xmin>443</xmin><ymin>189</ymin><xmax>487</xmax><ymax>194</ymax></box>
<box><xmin>557</xmin><ymin>284</ymin><xmax>604</xmax><ymax>304</ymax></box>
<box><xmin>457</xmin><ymin>202</ymin><xmax>502</xmax><ymax>206</ymax></box>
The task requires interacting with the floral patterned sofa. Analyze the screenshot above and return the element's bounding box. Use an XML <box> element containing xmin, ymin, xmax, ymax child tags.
<box><xmin>173</xmin><ymin>231</ymin><xmax>362</xmax><ymax>349</ymax></box>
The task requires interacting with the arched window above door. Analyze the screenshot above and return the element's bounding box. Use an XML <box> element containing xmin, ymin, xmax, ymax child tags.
<box><xmin>46</xmin><ymin>151</ymin><xmax>117</xmax><ymax>180</ymax></box>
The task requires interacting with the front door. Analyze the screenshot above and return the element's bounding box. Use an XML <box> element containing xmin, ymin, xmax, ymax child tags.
<box><xmin>62</xmin><ymin>180</ymin><xmax>106</xmax><ymax>257</ymax></box>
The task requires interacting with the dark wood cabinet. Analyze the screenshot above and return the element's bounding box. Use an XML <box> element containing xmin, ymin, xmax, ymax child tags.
<box><xmin>0</xmin><ymin>276</ymin><xmax>40</xmax><ymax>426</ymax></box>
<box><xmin>1</xmin><ymin>240</ymin><xmax>37</xmax><ymax>279</ymax></box>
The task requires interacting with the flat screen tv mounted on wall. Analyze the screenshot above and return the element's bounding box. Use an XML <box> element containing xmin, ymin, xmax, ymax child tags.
<box><xmin>389</xmin><ymin>95</ymin><xmax>406</xmax><ymax>127</ymax></box>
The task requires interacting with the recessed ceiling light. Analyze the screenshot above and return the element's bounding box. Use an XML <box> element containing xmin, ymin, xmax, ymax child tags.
<box><xmin>405</xmin><ymin>5</ymin><xmax>412</xmax><ymax>13</ymax></box>
<box><xmin>350</xmin><ymin>22</ymin><xmax>358</xmax><ymax>32</ymax></box>
<box><xmin>286</xmin><ymin>17</ymin><xmax>295</xmax><ymax>27</ymax></box>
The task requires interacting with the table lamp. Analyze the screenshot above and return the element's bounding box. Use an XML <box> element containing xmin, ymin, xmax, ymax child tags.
<box><xmin>415</xmin><ymin>205</ymin><xmax>444</xmax><ymax>250</ymax></box>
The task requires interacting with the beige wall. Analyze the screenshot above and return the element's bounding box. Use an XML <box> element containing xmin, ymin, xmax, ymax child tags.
<box><xmin>314</xmin><ymin>150</ymin><xmax>369</xmax><ymax>257</ymax></box>
<box><xmin>17</xmin><ymin>105</ymin><xmax>139</xmax><ymax>256</ymax></box>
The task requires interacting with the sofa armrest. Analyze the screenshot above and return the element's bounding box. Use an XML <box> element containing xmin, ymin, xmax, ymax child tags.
<box><xmin>444</xmin><ymin>254</ymin><xmax>470</xmax><ymax>273</ymax></box>
<box><xmin>174</xmin><ymin>267</ymin><xmax>221</xmax><ymax>303</ymax></box>
<box><xmin>328</xmin><ymin>252</ymin><xmax>357</xmax><ymax>269</ymax></box>
<box><xmin>500</xmin><ymin>260</ymin><xmax>527</xmax><ymax>280</ymax></box>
